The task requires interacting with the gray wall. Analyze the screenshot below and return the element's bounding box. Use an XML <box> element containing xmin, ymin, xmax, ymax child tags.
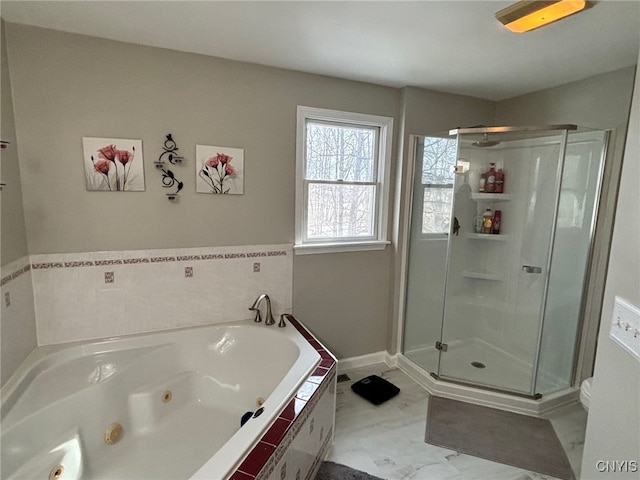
<box><xmin>1</xmin><ymin>21</ymin><xmax>28</xmax><ymax>265</ymax></box>
<box><xmin>1</xmin><ymin>20</ymin><xmax>37</xmax><ymax>386</ymax></box>
<box><xmin>6</xmin><ymin>23</ymin><xmax>401</xmax><ymax>254</ymax></box>
<box><xmin>3</xmin><ymin>23</ymin><xmax>636</xmax><ymax>376</ymax></box>
<box><xmin>581</xmin><ymin>54</ymin><xmax>640</xmax><ymax>480</ymax></box>
<box><xmin>4</xmin><ymin>23</ymin><xmax>502</xmax><ymax>361</ymax></box>
<box><xmin>2</xmin><ymin>23</ymin><xmax>404</xmax><ymax>360</ymax></box>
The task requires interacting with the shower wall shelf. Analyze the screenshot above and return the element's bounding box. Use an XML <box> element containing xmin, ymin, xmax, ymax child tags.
<box><xmin>449</xmin><ymin>295</ymin><xmax>498</xmax><ymax>309</ymax></box>
<box><xmin>466</xmin><ymin>233</ymin><xmax>509</xmax><ymax>241</ymax></box>
<box><xmin>462</xmin><ymin>270</ymin><xmax>502</xmax><ymax>281</ymax></box>
<box><xmin>470</xmin><ymin>193</ymin><xmax>512</xmax><ymax>202</ymax></box>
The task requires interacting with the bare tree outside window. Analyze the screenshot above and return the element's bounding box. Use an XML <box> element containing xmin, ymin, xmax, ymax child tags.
<box><xmin>305</xmin><ymin>122</ymin><xmax>378</xmax><ymax>239</ymax></box>
<box><xmin>296</xmin><ymin>106</ymin><xmax>393</xmax><ymax>253</ymax></box>
<box><xmin>421</xmin><ymin>136</ymin><xmax>456</xmax><ymax>235</ymax></box>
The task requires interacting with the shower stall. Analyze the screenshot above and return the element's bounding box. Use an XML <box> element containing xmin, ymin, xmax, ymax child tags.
<box><xmin>400</xmin><ymin>125</ymin><xmax>609</xmax><ymax>411</ymax></box>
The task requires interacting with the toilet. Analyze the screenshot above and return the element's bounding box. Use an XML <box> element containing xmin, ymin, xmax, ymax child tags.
<box><xmin>580</xmin><ymin>377</ymin><xmax>593</xmax><ymax>411</ymax></box>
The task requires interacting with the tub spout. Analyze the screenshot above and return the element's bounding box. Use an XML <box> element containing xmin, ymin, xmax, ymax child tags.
<box><xmin>249</xmin><ymin>294</ymin><xmax>275</xmax><ymax>325</ymax></box>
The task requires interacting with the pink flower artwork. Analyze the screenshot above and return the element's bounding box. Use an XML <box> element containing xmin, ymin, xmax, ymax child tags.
<box><xmin>83</xmin><ymin>137</ymin><xmax>145</xmax><ymax>192</ymax></box>
<box><xmin>196</xmin><ymin>145</ymin><xmax>244</xmax><ymax>195</ymax></box>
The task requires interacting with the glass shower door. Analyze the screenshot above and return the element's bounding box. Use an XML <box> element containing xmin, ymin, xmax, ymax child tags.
<box><xmin>403</xmin><ymin>134</ymin><xmax>458</xmax><ymax>375</ymax></box>
<box><xmin>437</xmin><ymin>129</ymin><xmax>568</xmax><ymax>396</ymax></box>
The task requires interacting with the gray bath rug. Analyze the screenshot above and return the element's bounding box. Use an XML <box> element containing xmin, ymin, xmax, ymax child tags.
<box><xmin>425</xmin><ymin>396</ymin><xmax>575</xmax><ymax>480</ymax></box>
<box><xmin>315</xmin><ymin>462</ymin><xmax>384</xmax><ymax>480</ymax></box>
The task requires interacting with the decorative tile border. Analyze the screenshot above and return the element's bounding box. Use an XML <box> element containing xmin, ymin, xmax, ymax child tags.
<box><xmin>1</xmin><ymin>258</ymin><xmax>31</xmax><ymax>287</ymax></box>
<box><xmin>1</xmin><ymin>245</ymin><xmax>291</xmax><ymax>288</ymax></box>
<box><xmin>231</xmin><ymin>315</ymin><xmax>337</xmax><ymax>480</ymax></box>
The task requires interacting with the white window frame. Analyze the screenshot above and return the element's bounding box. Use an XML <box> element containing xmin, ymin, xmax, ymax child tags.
<box><xmin>421</xmin><ymin>183</ymin><xmax>454</xmax><ymax>239</ymax></box>
<box><xmin>295</xmin><ymin>106</ymin><xmax>393</xmax><ymax>255</ymax></box>
<box><xmin>419</xmin><ymin>136</ymin><xmax>457</xmax><ymax>240</ymax></box>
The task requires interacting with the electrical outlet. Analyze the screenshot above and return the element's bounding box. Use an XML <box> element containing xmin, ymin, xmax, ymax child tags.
<box><xmin>610</xmin><ymin>296</ymin><xmax>640</xmax><ymax>361</ymax></box>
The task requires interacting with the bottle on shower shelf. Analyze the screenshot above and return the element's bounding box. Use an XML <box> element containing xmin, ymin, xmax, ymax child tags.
<box><xmin>485</xmin><ymin>163</ymin><xmax>496</xmax><ymax>193</ymax></box>
<box><xmin>482</xmin><ymin>208</ymin><xmax>493</xmax><ymax>234</ymax></box>
<box><xmin>478</xmin><ymin>172</ymin><xmax>486</xmax><ymax>192</ymax></box>
<box><xmin>492</xmin><ymin>210</ymin><xmax>501</xmax><ymax>234</ymax></box>
<box><xmin>495</xmin><ymin>167</ymin><xmax>505</xmax><ymax>193</ymax></box>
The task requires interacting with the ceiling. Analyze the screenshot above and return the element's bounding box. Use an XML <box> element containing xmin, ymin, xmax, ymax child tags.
<box><xmin>1</xmin><ymin>1</ymin><xmax>638</xmax><ymax>101</ymax></box>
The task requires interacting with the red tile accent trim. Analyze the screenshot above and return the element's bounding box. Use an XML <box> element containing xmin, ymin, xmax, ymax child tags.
<box><xmin>278</xmin><ymin>397</ymin><xmax>307</xmax><ymax>422</ymax></box>
<box><xmin>237</xmin><ymin>441</ymin><xmax>275</xmax><ymax>476</ymax></box>
<box><xmin>230</xmin><ymin>471</ymin><xmax>255</xmax><ymax>480</ymax></box>
<box><xmin>307</xmin><ymin>366</ymin><xmax>330</xmax><ymax>385</ymax></box>
<box><xmin>261</xmin><ymin>417</ymin><xmax>292</xmax><ymax>446</ymax></box>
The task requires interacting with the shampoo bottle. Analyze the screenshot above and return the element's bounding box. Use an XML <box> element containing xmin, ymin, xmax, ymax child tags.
<box><xmin>482</xmin><ymin>208</ymin><xmax>493</xmax><ymax>234</ymax></box>
<box><xmin>492</xmin><ymin>210</ymin><xmax>501</xmax><ymax>234</ymax></box>
<box><xmin>495</xmin><ymin>168</ymin><xmax>504</xmax><ymax>193</ymax></box>
<box><xmin>485</xmin><ymin>163</ymin><xmax>496</xmax><ymax>193</ymax></box>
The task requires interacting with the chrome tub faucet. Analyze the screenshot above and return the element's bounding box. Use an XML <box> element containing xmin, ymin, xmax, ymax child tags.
<box><xmin>249</xmin><ymin>294</ymin><xmax>275</xmax><ymax>325</ymax></box>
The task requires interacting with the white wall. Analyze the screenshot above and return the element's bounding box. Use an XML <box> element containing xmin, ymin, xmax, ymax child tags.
<box><xmin>580</xmin><ymin>60</ymin><xmax>639</xmax><ymax>479</ymax></box>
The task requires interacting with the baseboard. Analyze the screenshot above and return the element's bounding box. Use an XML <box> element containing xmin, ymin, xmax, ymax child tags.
<box><xmin>337</xmin><ymin>351</ymin><xmax>397</xmax><ymax>373</ymax></box>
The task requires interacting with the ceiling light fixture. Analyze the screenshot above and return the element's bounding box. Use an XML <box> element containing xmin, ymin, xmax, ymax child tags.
<box><xmin>495</xmin><ymin>0</ymin><xmax>587</xmax><ymax>33</ymax></box>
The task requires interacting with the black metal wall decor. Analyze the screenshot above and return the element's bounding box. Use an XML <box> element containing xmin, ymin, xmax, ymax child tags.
<box><xmin>155</xmin><ymin>134</ymin><xmax>184</xmax><ymax>200</ymax></box>
<box><xmin>0</xmin><ymin>140</ymin><xmax>8</xmax><ymax>191</ymax></box>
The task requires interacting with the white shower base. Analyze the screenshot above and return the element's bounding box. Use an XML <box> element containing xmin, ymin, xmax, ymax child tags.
<box><xmin>400</xmin><ymin>338</ymin><xmax>577</xmax><ymax>416</ymax></box>
<box><xmin>406</xmin><ymin>338</ymin><xmax>534</xmax><ymax>393</ymax></box>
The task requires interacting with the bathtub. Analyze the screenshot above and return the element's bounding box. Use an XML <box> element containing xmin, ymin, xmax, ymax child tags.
<box><xmin>1</xmin><ymin>316</ymin><xmax>336</xmax><ymax>480</ymax></box>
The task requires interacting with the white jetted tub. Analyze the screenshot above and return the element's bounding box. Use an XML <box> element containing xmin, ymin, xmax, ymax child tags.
<box><xmin>1</xmin><ymin>319</ymin><xmax>322</xmax><ymax>479</ymax></box>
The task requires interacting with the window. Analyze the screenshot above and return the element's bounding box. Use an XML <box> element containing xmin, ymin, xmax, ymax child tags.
<box><xmin>295</xmin><ymin>106</ymin><xmax>393</xmax><ymax>254</ymax></box>
<box><xmin>420</xmin><ymin>136</ymin><xmax>456</xmax><ymax>236</ymax></box>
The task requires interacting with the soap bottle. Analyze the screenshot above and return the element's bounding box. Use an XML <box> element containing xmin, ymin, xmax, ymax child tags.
<box><xmin>482</xmin><ymin>208</ymin><xmax>493</xmax><ymax>234</ymax></box>
<box><xmin>485</xmin><ymin>163</ymin><xmax>496</xmax><ymax>193</ymax></box>
<box><xmin>492</xmin><ymin>210</ymin><xmax>501</xmax><ymax>234</ymax></box>
<box><xmin>478</xmin><ymin>172</ymin><xmax>486</xmax><ymax>193</ymax></box>
<box><xmin>495</xmin><ymin>168</ymin><xmax>504</xmax><ymax>193</ymax></box>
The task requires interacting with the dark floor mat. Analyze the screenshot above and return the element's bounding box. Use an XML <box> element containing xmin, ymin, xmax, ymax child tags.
<box><xmin>425</xmin><ymin>396</ymin><xmax>575</xmax><ymax>480</ymax></box>
<box><xmin>351</xmin><ymin>375</ymin><xmax>400</xmax><ymax>405</ymax></box>
<box><xmin>315</xmin><ymin>461</ymin><xmax>384</xmax><ymax>480</ymax></box>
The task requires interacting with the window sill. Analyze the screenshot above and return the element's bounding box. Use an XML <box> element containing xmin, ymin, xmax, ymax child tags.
<box><xmin>294</xmin><ymin>240</ymin><xmax>390</xmax><ymax>255</ymax></box>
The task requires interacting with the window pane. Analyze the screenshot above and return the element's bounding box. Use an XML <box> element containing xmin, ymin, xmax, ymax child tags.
<box><xmin>307</xmin><ymin>183</ymin><xmax>375</xmax><ymax>239</ymax></box>
<box><xmin>422</xmin><ymin>187</ymin><xmax>453</xmax><ymax>234</ymax></box>
<box><xmin>422</xmin><ymin>136</ymin><xmax>456</xmax><ymax>185</ymax></box>
<box><xmin>306</xmin><ymin>122</ymin><xmax>376</xmax><ymax>182</ymax></box>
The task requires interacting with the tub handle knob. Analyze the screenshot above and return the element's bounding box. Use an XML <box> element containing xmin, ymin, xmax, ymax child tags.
<box><xmin>278</xmin><ymin>314</ymin><xmax>287</xmax><ymax>328</ymax></box>
<box><xmin>249</xmin><ymin>307</ymin><xmax>262</xmax><ymax>323</ymax></box>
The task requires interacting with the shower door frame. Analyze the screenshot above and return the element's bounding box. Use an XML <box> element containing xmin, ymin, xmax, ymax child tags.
<box><xmin>433</xmin><ymin>125</ymin><xmax>578</xmax><ymax>398</ymax></box>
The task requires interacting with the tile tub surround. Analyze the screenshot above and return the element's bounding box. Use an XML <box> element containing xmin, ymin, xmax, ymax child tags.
<box><xmin>28</xmin><ymin>244</ymin><xmax>292</xmax><ymax>345</ymax></box>
<box><xmin>228</xmin><ymin>315</ymin><xmax>337</xmax><ymax>480</ymax></box>
<box><xmin>1</xmin><ymin>256</ymin><xmax>38</xmax><ymax>386</ymax></box>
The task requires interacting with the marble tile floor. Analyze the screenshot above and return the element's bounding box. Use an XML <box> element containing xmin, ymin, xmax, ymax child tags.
<box><xmin>324</xmin><ymin>363</ymin><xmax>588</xmax><ymax>480</ymax></box>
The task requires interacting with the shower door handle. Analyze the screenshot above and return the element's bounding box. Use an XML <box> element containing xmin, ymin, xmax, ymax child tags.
<box><xmin>522</xmin><ymin>265</ymin><xmax>543</xmax><ymax>274</ymax></box>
